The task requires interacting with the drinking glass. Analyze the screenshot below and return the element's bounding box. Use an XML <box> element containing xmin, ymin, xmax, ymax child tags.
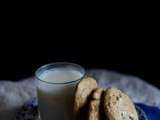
<box><xmin>35</xmin><ymin>62</ymin><xmax>85</xmax><ymax>120</ymax></box>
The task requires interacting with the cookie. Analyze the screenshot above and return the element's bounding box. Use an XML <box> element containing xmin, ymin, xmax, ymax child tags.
<box><xmin>92</xmin><ymin>88</ymin><xmax>104</xmax><ymax>100</ymax></box>
<box><xmin>88</xmin><ymin>88</ymin><xmax>103</xmax><ymax>120</ymax></box>
<box><xmin>104</xmin><ymin>87</ymin><xmax>138</xmax><ymax>120</ymax></box>
<box><xmin>73</xmin><ymin>75</ymin><xmax>98</xmax><ymax>120</ymax></box>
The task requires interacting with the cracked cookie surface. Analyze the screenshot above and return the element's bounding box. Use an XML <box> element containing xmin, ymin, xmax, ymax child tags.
<box><xmin>73</xmin><ymin>75</ymin><xmax>98</xmax><ymax>120</ymax></box>
<box><xmin>104</xmin><ymin>87</ymin><xmax>138</xmax><ymax>120</ymax></box>
<box><xmin>88</xmin><ymin>88</ymin><xmax>104</xmax><ymax>120</ymax></box>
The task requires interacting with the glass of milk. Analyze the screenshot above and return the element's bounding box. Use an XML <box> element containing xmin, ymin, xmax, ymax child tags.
<box><xmin>35</xmin><ymin>62</ymin><xmax>85</xmax><ymax>120</ymax></box>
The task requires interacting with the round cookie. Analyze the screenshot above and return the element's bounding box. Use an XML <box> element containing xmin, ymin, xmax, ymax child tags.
<box><xmin>104</xmin><ymin>87</ymin><xmax>138</xmax><ymax>120</ymax></box>
<box><xmin>88</xmin><ymin>88</ymin><xmax>104</xmax><ymax>120</ymax></box>
<box><xmin>73</xmin><ymin>75</ymin><xmax>98</xmax><ymax>120</ymax></box>
<box><xmin>88</xmin><ymin>100</ymin><xmax>100</xmax><ymax>120</ymax></box>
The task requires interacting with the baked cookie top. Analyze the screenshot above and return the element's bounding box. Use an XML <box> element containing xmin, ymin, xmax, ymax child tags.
<box><xmin>104</xmin><ymin>87</ymin><xmax>138</xmax><ymax>120</ymax></box>
<box><xmin>73</xmin><ymin>75</ymin><xmax>98</xmax><ymax>120</ymax></box>
<box><xmin>88</xmin><ymin>88</ymin><xmax>104</xmax><ymax>120</ymax></box>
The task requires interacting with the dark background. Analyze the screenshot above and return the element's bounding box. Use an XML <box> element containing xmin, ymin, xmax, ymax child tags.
<box><xmin>0</xmin><ymin>2</ymin><xmax>159</xmax><ymax>89</ymax></box>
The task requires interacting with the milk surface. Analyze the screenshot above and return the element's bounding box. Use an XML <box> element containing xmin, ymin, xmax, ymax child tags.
<box><xmin>40</xmin><ymin>68</ymin><xmax>83</xmax><ymax>83</ymax></box>
<box><xmin>37</xmin><ymin>68</ymin><xmax>83</xmax><ymax>120</ymax></box>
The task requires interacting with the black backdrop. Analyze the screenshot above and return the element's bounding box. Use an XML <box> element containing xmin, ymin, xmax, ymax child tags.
<box><xmin>1</xmin><ymin>40</ymin><xmax>158</xmax><ymax>88</ymax></box>
<box><xmin>0</xmin><ymin>2</ymin><xmax>159</xmax><ymax>89</ymax></box>
<box><xmin>1</xmin><ymin>42</ymin><xmax>145</xmax><ymax>80</ymax></box>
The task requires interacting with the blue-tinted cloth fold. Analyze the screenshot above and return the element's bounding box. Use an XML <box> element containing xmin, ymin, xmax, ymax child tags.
<box><xmin>136</xmin><ymin>104</ymin><xmax>160</xmax><ymax>120</ymax></box>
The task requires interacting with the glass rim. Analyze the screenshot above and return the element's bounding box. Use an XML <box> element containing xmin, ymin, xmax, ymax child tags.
<box><xmin>35</xmin><ymin>62</ymin><xmax>86</xmax><ymax>84</ymax></box>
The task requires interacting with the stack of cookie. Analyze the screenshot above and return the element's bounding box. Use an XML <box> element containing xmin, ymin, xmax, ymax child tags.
<box><xmin>73</xmin><ymin>75</ymin><xmax>139</xmax><ymax>120</ymax></box>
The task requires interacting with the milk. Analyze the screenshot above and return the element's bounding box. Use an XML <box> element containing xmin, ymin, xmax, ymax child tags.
<box><xmin>39</xmin><ymin>68</ymin><xmax>83</xmax><ymax>83</ymax></box>
<box><xmin>37</xmin><ymin>68</ymin><xmax>83</xmax><ymax>120</ymax></box>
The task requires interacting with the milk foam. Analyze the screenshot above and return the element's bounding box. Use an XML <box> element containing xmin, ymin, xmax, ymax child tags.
<box><xmin>39</xmin><ymin>68</ymin><xmax>83</xmax><ymax>83</ymax></box>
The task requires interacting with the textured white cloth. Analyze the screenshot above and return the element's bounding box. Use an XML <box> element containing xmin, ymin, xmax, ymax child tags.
<box><xmin>0</xmin><ymin>69</ymin><xmax>160</xmax><ymax>120</ymax></box>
